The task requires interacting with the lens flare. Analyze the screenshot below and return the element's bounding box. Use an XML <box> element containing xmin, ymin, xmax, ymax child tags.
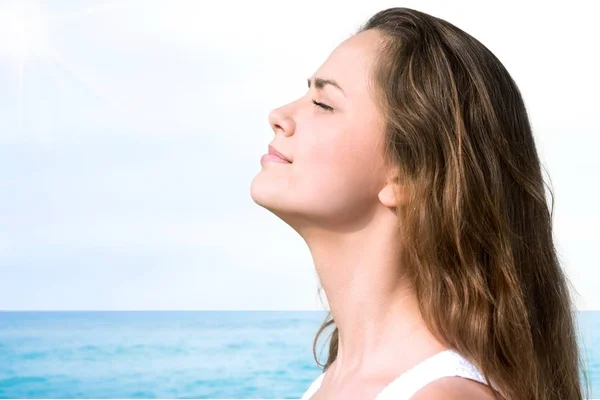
<box><xmin>0</xmin><ymin>1</ymin><xmax>50</xmax><ymax>62</ymax></box>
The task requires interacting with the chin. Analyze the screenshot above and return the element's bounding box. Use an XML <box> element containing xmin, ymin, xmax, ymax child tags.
<box><xmin>250</xmin><ymin>174</ymin><xmax>283</xmax><ymax>209</ymax></box>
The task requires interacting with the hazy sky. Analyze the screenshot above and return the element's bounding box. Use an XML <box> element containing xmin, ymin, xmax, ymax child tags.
<box><xmin>0</xmin><ymin>0</ymin><xmax>598</xmax><ymax>310</ymax></box>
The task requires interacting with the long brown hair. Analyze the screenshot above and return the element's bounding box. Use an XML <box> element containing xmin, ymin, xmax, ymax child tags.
<box><xmin>311</xmin><ymin>7</ymin><xmax>589</xmax><ymax>400</ymax></box>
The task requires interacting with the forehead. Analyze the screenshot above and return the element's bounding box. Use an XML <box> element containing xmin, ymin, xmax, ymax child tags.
<box><xmin>314</xmin><ymin>30</ymin><xmax>382</xmax><ymax>98</ymax></box>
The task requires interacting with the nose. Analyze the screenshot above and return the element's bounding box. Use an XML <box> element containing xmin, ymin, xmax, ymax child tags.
<box><xmin>268</xmin><ymin>104</ymin><xmax>295</xmax><ymax>137</ymax></box>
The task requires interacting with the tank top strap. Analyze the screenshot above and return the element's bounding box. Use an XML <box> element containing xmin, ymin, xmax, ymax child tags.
<box><xmin>300</xmin><ymin>349</ymin><xmax>495</xmax><ymax>400</ymax></box>
<box><xmin>299</xmin><ymin>372</ymin><xmax>325</xmax><ymax>400</ymax></box>
<box><xmin>375</xmin><ymin>349</ymin><xmax>490</xmax><ymax>399</ymax></box>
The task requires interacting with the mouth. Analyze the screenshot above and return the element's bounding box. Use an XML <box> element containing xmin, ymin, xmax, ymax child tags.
<box><xmin>261</xmin><ymin>153</ymin><xmax>291</xmax><ymax>164</ymax></box>
<box><xmin>267</xmin><ymin>145</ymin><xmax>292</xmax><ymax>163</ymax></box>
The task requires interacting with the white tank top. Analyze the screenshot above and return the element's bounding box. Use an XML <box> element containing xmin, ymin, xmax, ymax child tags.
<box><xmin>300</xmin><ymin>349</ymin><xmax>498</xmax><ymax>400</ymax></box>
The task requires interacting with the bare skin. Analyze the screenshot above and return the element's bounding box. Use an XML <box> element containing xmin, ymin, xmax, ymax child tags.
<box><xmin>251</xmin><ymin>29</ymin><xmax>497</xmax><ymax>400</ymax></box>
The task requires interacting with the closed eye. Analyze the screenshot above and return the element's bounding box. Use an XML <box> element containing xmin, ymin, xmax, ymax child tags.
<box><xmin>312</xmin><ymin>100</ymin><xmax>334</xmax><ymax>112</ymax></box>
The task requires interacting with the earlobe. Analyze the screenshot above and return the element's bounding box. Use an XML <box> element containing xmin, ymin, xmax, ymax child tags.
<box><xmin>378</xmin><ymin>183</ymin><xmax>399</xmax><ymax>208</ymax></box>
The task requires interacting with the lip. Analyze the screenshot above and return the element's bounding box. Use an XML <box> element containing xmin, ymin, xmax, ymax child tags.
<box><xmin>261</xmin><ymin>154</ymin><xmax>291</xmax><ymax>164</ymax></box>
<box><xmin>267</xmin><ymin>145</ymin><xmax>291</xmax><ymax>163</ymax></box>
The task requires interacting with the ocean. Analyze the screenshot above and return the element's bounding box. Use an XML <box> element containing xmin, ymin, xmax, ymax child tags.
<box><xmin>0</xmin><ymin>311</ymin><xmax>598</xmax><ymax>399</ymax></box>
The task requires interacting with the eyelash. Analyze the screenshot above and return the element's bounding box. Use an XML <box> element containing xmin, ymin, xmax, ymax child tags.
<box><xmin>312</xmin><ymin>99</ymin><xmax>334</xmax><ymax>112</ymax></box>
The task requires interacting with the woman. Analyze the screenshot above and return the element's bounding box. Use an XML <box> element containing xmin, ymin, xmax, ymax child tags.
<box><xmin>250</xmin><ymin>7</ymin><xmax>588</xmax><ymax>400</ymax></box>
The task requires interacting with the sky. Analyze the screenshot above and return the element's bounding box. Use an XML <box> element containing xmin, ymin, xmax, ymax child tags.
<box><xmin>0</xmin><ymin>0</ymin><xmax>598</xmax><ymax>310</ymax></box>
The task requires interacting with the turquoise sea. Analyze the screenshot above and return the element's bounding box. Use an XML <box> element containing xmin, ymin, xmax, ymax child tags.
<box><xmin>0</xmin><ymin>311</ymin><xmax>598</xmax><ymax>399</ymax></box>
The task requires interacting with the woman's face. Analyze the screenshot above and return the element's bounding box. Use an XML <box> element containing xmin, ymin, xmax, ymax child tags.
<box><xmin>250</xmin><ymin>29</ymin><xmax>389</xmax><ymax>229</ymax></box>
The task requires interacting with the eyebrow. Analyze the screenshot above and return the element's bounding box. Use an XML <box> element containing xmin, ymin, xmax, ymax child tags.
<box><xmin>307</xmin><ymin>77</ymin><xmax>346</xmax><ymax>96</ymax></box>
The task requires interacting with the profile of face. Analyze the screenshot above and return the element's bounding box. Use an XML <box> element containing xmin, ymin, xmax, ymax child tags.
<box><xmin>250</xmin><ymin>29</ymin><xmax>397</xmax><ymax>232</ymax></box>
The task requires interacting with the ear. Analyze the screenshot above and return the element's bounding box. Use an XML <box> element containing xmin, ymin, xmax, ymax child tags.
<box><xmin>378</xmin><ymin>182</ymin><xmax>399</xmax><ymax>208</ymax></box>
<box><xmin>378</xmin><ymin>172</ymin><xmax>405</xmax><ymax>208</ymax></box>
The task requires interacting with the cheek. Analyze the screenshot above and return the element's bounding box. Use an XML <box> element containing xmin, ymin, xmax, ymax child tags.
<box><xmin>298</xmin><ymin>131</ymin><xmax>383</xmax><ymax>201</ymax></box>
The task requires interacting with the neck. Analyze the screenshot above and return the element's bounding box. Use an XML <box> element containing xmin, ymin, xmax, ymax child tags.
<box><xmin>298</xmin><ymin>210</ymin><xmax>446</xmax><ymax>381</ymax></box>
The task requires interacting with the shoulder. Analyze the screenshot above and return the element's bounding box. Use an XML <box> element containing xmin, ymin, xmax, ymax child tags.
<box><xmin>410</xmin><ymin>376</ymin><xmax>498</xmax><ymax>400</ymax></box>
